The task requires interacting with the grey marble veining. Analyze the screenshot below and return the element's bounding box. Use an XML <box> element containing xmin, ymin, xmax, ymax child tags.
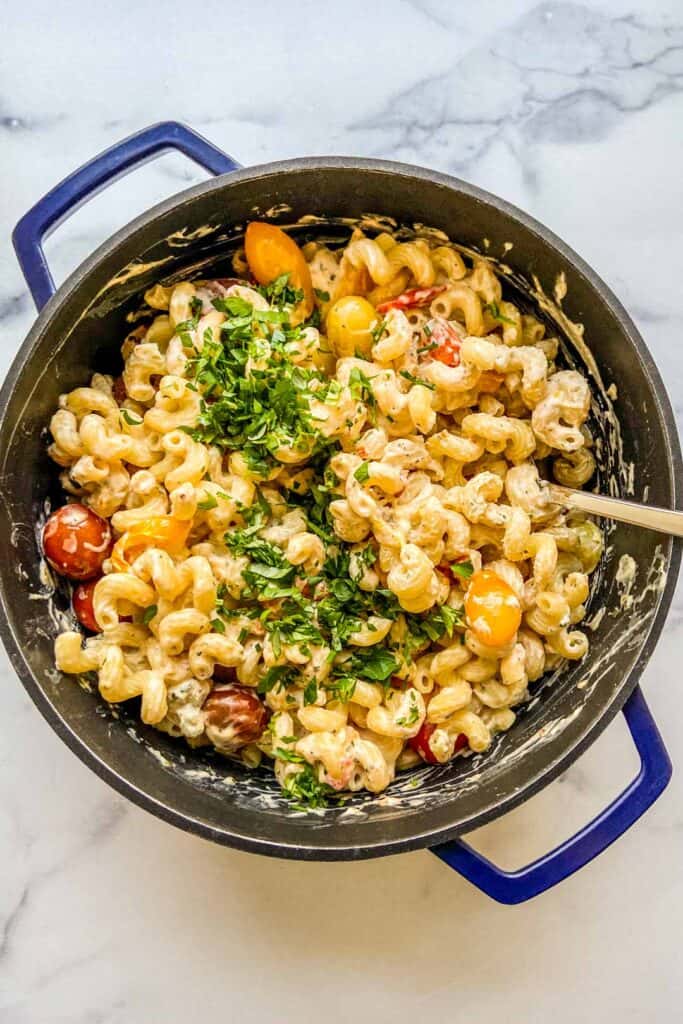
<box><xmin>1</xmin><ymin>1</ymin><xmax>683</xmax><ymax>1020</ymax></box>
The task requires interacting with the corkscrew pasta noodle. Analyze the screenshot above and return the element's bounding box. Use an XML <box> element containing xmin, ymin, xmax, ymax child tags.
<box><xmin>45</xmin><ymin>223</ymin><xmax>603</xmax><ymax>807</ymax></box>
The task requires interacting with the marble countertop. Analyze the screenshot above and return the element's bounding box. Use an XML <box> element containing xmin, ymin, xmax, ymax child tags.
<box><xmin>2</xmin><ymin>1</ymin><xmax>683</xmax><ymax>1020</ymax></box>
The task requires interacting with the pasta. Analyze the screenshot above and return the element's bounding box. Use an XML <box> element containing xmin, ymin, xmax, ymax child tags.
<box><xmin>42</xmin><ymin>221</ymin><xmax>604</xmax><ymax>809</ymax></box>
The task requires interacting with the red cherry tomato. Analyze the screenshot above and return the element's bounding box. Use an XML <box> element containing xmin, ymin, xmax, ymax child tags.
<box><xmin>111</xmin><ymin>376</ymin><xmax>127</xmax><ymax>404</ymax></box>
<box><xmin>211</xmin><ymin>664</ymin><xmax>238</xmax><ymax>684</ymax></box>
<box><xmin>72</xmin><ymin>577</ymin><xmax>101</xmax><ymax>632</ymax></box>
<box><xmin>42</xmin><ymin>504</ymin><xmax>112</xmax><ymax>580</ymax></box>
<box><xmin>214</xmin><ymin>277</ymin><xmax>252</xmax><ymax>290</ymax></box>
<box><xmin>390</xmin><ymin>674</ymin><xmax>410</xmax><ymax>691</ymax></box>
<box><xmin>409</xmin><ymin>722</ymin><xmax>468</xmax><ymax>764</ymax></box>
<box><xmin>375</xmin><ymin>285</ymin><xmax>445</xmax><ymax>314</ymax></box>
<box><xmin>425</xmin><ymin>318</ymin><xmax>463</xmax><ymax>367</ymax></box>
<box><xmin>409</xmin><ymin>721</ymin><xmax>439</xmax><ymax>763</ymax></box>
<box><xmin>203</xmin><ymin>685</ymin><xmax>268</xmax><ymax>752</ymax></box>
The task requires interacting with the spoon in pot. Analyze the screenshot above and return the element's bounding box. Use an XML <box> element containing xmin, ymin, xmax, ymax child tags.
<box><xmin>547</xmin><ymin>484</ymin><xmax>683</xmax><ymax>538</ymax></box>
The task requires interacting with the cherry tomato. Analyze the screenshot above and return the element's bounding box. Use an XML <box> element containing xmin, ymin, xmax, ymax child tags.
<box><xmin>111</xmin><ymin>376</ymin><xmax>127</xmax><ymax>404</ymax></box>
<box><xmin>244</xmin><ymin>222</ymin><xmax>314</xmax><ymax>322</ymax></box>
<box><xmin>376</xmin><ymin>285</ymin><xmax>445</xmax><ymax>314</ymax></box>
<box><xmin>326</xmin><ymin>295</ymin><xmax>377</xmax><ymax>358</ymax></box>
<box><xmin>216</xmin><ymin>276</ymin><xmax>252</xmax><ymax>288</ymax></box>
<box><xmin>465</xmin><ymin>569</ymin><xmax>522</xmax><ymax>647</ymax></box>
<box><xmin>410</xmin><ymin>722</ymin><xmax>468</xmax><ymax>764</ymax></box>
<box><xmin>211</xmin><ymin>664</ymin><xmax>237</xmax><ymax>684</ymax></box>
<box><xmin>425</xmin><ymin>318</ymin><xmax>463</xmax><ymax>367</ymax></box>
<box><xmin>203</xmin><ymin>685</ymin><xmax>267</xmax><ymax>752</ymax></box>
<box><xmin>43</xmin><ymin>504</ymin><xmax>112</xmax><ymax>580</ymax></box>
<box><xmin>390</xmin><ymin>675</ymin><xmax>410</xmax><ymax>691</ymax></box>
<box><xmin>72</xmin><ymin>577</ymin><xmax>101</xmax><ymax>632</ymax></box>
<box><xmin>110</xmin><ymin>515</ymin><xmax>191</xmax><ymax>572</ymax></box>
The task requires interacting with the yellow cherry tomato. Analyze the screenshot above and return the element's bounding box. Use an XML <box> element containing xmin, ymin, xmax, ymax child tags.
<box><xmin>244</xmin><ymin>222</ymin><xmax>314</xmax><ymax>323</ymax></box>
<box><xmin>325</xmin><ymin>295</ymin><xmax>378</xmax><ymax>358</ymax></box>
<box><xmin>464</xmin><ymin>569</ymin><xmax>522</xmax><ymax>647</ymax></box>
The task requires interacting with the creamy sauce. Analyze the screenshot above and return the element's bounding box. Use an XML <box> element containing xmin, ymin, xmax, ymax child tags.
<box><xmin>40</xmin><ymin>209</ymin><xmax>672</xmax><ymax>819</ymax></box>
<box><xmin>615</xmin><ymin>553</ymin><xmax>638</xmax><ymax>611</ymax></box>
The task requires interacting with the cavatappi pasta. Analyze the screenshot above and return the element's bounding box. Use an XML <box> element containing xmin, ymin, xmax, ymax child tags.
<box><xmin>42</xmin><ymin>221</ymin><xmax>603</xmax><ymax>808</ymax></box>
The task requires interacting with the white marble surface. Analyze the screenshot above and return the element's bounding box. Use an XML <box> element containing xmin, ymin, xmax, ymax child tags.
<box><xmin>2</xmin><ymin>1</ymin><xmax>683</xmax><ymax>1020</ymax></box>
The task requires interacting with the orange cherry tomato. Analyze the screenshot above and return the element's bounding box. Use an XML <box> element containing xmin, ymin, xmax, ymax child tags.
<box><xmin>244</xmin><ymin>222</ymin><xmax>314</xmax><ymax>323</ymax></box>
<box><xmin>465</xmin><ymin>569</ymin><xmax>522</xmax><ymax>647</ymax></box>
<box><xmin>110</xmin><ymin>516</ymin><xmax>191</xmax><ymax>572</ymax></box>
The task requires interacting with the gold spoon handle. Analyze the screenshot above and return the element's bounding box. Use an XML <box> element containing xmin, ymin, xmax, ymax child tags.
<box><xmin>548</xmin><ymin>484</ymin><xmax>683</xmax><ymax>539</ymax></box>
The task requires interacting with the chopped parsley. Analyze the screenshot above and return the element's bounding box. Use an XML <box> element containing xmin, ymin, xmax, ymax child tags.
<box><xmin>281</xmin><ymin>762</ymin><xmax>343</xmax><ymax>810</ymax></box>
<box><xmin>185</xmin><ymin>281</ymin><xmax>337</xmax><ymax>476</ymax></box>
<box><xmin>197</xmin><ymin>493</ymin><xmax>218</xmax><ymax>511</ymax></box>
<box><xmin>257</xmin><ymin>664</ymin><xmax>298</xmax><ymax>695</ymax></box>
<box><xmin>157</xmin><ymin>269</ymin><xmax>477</xmax><ymax>811</ymax></box>
<box><xmin>396</xmin><ymin>690</ymin><xmax>420</xmax><ymax>728</ymax></box>
<box><xmin>257</xmin><ymin>272</ymin><xmax>304</xmax><ymax>308</ymax></box>
<box><xmin>347</xmin><ymin>366</ymin><xmax>377</xmax><ymax>422</ymax></box>
<box><xmin>399</xmin><ymin>370</ymin><xmax>435</xmax><ymax>390</ymax></box>
<box><xmin>303</xmin><ymin>679</ymin><xmax>318</xmax><ymax>705</ymax></box>
<box><xmin>142</xmin><ymin>605</ymin><xmax>158</xmax><ymax>625</ymax></box>
<box><xmin>451</xmin><ymin>560</ymin><xmax>474</xmax><ymax>579</ymax></box>
<box><xmin>336</xmin><ymin>646</ymin><xmax>400</xmax><ymax>683</ymax></box>
<box><xmin>485</xmin><ymin>301</ymin><xmax>516</xmax><ymax>326</ymax></box>
<box><xmin>325</xmin><ymin>675</ymin><xmax>358</xmax><ymax>703</ymax></box>
<box><xmin>120</xmin><ymin>408</ymin><xmax>142</xmax><ymax>426</ymax></box>
<box><xmin>370</xmin><ymin>319</ymin><xmax>388</xmax><ymax>344</ymax></box>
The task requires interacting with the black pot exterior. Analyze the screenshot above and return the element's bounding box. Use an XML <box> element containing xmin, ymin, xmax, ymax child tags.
<box><xmin>1</xmin><ymin>158</ymin><xmax>680</xmax><ymax>860</ymax></box>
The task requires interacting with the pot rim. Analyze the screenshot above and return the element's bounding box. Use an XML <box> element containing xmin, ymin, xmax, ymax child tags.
<box><xmin>2</xmin><ymin>155</ymin><xmax>681</xmax><ymax>859</ymax></box>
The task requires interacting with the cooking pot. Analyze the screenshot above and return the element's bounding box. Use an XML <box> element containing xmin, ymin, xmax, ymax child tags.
<box><xmin>3</xmin><ymin>122</ymin><xmax>680</xmax><ymax>903</ymax></box>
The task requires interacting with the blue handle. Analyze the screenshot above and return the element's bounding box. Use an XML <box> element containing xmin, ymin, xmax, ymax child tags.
<box><xmin>432</xmin><ymin>687</ymin><xmax>671</xmax><ymax>904</ymax></box>
<box><xmin>12</xmin><ymin>120</ymin><xmax>241</xmax><ymax>311</ymax></box>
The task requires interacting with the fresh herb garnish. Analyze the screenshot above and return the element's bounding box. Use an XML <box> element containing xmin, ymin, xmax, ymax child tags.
<box><xmin>396</xmin><ymin>690</ymin><xmax>420</xmax><ymax>727</ymax></box>
<box><xmin>399</xmin><ymin>369</ymin><xmax>435</xmax><ymax>390</ymax></box>
<box><xmin>348</xmin><ymin>366</ymin><xmax>377</xmax><ymax>422</ymax></box>
<box><xmin>186</xmin><ymin>288</ymin><xmax>336</xmax><ymax>475</ymax></box>
<box><xmin>281</xmin><ymin>762</ymin><xmax>342</xmax><ymax>810</ymax></box>
<box><xmin>451</xmin><ymin>560</ymin><xmax>474</xmax><ymax>579</ymax></box>
<box><xmin>354</xmin><ymin>461</ymin><xmax>370</xmax><ymax>483</ymax></box>
<box><xmin>370</xmin><ymin>319</ymin><xmax>387</xmax><ymax>344</ymax></box>
<box><xmin>120</xmin><ymin>408</ymin><xmax>142</xmax><ymax>426</ymax></box>
<box><xmin>485</xmin><ymin>301</ymin><xmax>515</xmax><ymax>326</ymax></box>
<box><xmin>197</xmin><ymin>493</ymin><xmax>218</xmax><ymax>511</ymax></box>
<box><xmin>303</xmin><ymin>679</ymin><xmax>318</xmax><ymax>705</ymax></box>
<box><xmin>142</xmin><ymin>605</ymin><xmax>157</xmax><ymax>625</ymax></box>
<box><xmin>257</xmin><ymin>272</ymin><xmax>304</xmax><ymax>308</ymax></box>
<box><xmin>325</xmin><ymin>675</ymin><xmax>358</xmax><ymax>703</ymax></box>
<box><xmin>257</xmin><ymin>664</ymin><xmax>298</xmax><ymax>695</ymax></box>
